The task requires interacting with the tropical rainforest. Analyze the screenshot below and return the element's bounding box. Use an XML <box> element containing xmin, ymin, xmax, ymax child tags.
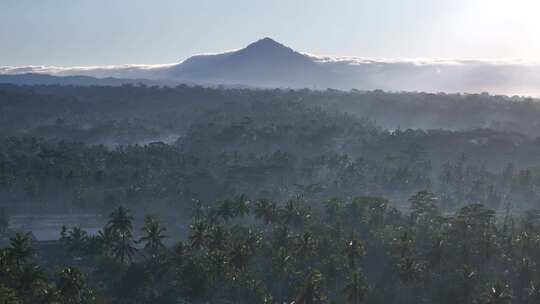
<box><xmin>2</xmin><ymin>84</ymin><xmax>540</xmax><ymax>303</ymax></box>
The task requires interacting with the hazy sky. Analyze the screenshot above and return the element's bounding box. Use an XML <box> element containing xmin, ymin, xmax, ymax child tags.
<box><xmin>2</xmin><ymin>0</ymin><xmax>539</xmax><ymax>66</ymax></box>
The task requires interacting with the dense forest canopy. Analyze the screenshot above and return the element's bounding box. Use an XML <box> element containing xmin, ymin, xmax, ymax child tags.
<box><xmin>1</xmin><ymin>84</ymin><xmax>540</xmax><ymax>214</ymax></box>
<box><xmin>2</xmin><ymin>84</ymin><xmax>540</xmax><ymax>140</ymax></box>
<box><xmin>2</xmin><ymin>84</ymin><xmax>540</xmax><ymax>303</ymax></box>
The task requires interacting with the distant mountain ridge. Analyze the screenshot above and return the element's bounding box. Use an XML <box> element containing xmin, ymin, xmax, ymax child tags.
<box><xmin>167</xmin><ymin>38</ymin><xmax>326</xmax><ymax>88</ymax></box>
<box><xmin>2</xmin><ymin>37</ymin><xmax>540</xmax><ymax>96</ymax></box>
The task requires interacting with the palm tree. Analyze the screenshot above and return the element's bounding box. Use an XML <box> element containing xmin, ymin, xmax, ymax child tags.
<box><xmin>515</xmin><ymin>231</ymin><xmax>534</xmax><ymax>260</ymax></box>
<box><xmin>485</xmin><ymin>281</ymin><xmax>512</xmax><ymax>304</ymax></box>
<box><xmin>233</xmin><ymin>194</ymin><xmax>250</xmax><ymax>218</ymax></box>
<box><xmin>9</xmin><ymin>233</ymin><xmax>34</xmax><ymax>267</ymax></box>
<box><xmin>458</xmin><ymin>264</ymin><xmax>476</xmax><ymax>304</ymax></box>
<box><xmin>191</xmin><ymin>199</ymin><xmax>205</xmax><ymax>221</ymax></box>
<box><xmin>366</xmin><ymin>198</ymin><xmax>387</xmax><ymax>227</ymax></box>
<box><xmin>237</xmin><ymin>274</ymin><xmax>272</xmax><ymax>304</ymax></box>
<box><xmin>271</xmin><ymin>225</ymin><xmax>290</xmax><ymax>249</ymax></box>
<box><xmin>293</xmin><ymin>270</ymin><xmax>326</xmax><ymax>304</ymax></box>
<box><xmin>60</xmin><ymin>225</ymin><xmax>68</xmax><ymax>240</ymax></box>
<box><xmin>0</xmin><ymin>249</ymin><xmax>16</xmax><ymax>282</ymax></box>
<box><xmin>107</xmin><ymin>207</ymin><xmax>135</xmax><ymax>263</ymax></box>
<box><xmin>189</xmin><ymin>221</ymin><xmax>209</xmax><ymax>250</ymax></box>
<box><xmin>171</xmin><ymin>241</ymin><xmax>187</xmax><ymax>272</ymax></box>
<box><xmin>138</xmin><ymin>215</ymin><xmax>167</xmax><ymax>255</ymax></box>
<box><xmin>96</xmin><ymin>225</ymin><xmax>115</xmax><ymax>255</ymax></box>
<box><xmin>344</xmin><ymin>236</ymin><xmax>365</xmax><ymax>269</ymax></box>
<box><xmin>427</xmin><ymin>235</ymin><xmax>446</xmax><ymax>271</ymax></box>
<box><xmin>295</xmin><ymin>232</ymin><xmax>316</xmax><ymax>265</ymax></box>
<box><xmin>323</xmin><ymin>198</ymin><xmax>342</xmax><ymax>223</ymax></box>
<box><xmin>272</xmin><ymin>247</ymin><xmax>292</xmax><ymax>302</ymax></box>
<box><xmin>526</xmin><ymin>280</ymin><xmax>540</xmax><ymax>304</ymax></box>
<box><xmin>0</xmin><ymin>208</ymin><xmax>9</xmax><ymax>236</ymax></box>
<box><xmin>345</xmin><ymin>198</ymin><xmax>365</xmax><ymax>226</ymax></box>
<box><xmin>65</xmin><ymin>226</ymin><xmax>89</xmax><ymax>256</ymax></box>
<box><xmin>281</xmin><ymin>200</ymin><xmax>299</xmax><ymax>226</ymax></box>
<box><xmin>394</xmin><ymin>231</ymin><xmax>414</xmax><ymax>259</ymax></box>
<box><xmin>16</xmin><ymin>264</ymin><xmax>48</xmax><ymax>302</ymax></box>
<box><xmin>56</xmin><ymin>267</ymin><xmax>93</xmax><ymax>304</ymax></box>
<box><xmin>229</xmin><ymin>241</ymin><xmax>250</xmax><ymax>272</ymax></box>
<box><xmin>457</xmin><ymin>204</ymin><xmax>495</xmax><ymax>230</ymax></box>
<box><xmin>456</xmin><ymin>204</ymin><xmax>496</xmax><ymax>266</ymax></box>
<box><xmin>254</xmin><ymin>199</ymin><xmax>276</xmax><ymax>225</ymax></box>
<box><xmin>207</xmin><ymin>249</ymin><xmax>228</xmax><ymax>283</ymax></box>
<box><xmin>344</xmin><ymin>271</ymin><xmax>369</xmax><ymax>304</ymax></box>
<box><xmin>112</xmin><ymin>232</ymin><xmax>136</xmax><ymax>264</ymax></box>
<box><xmin>207</xmin><ymin>225</ymin><xmax>228</xmax><ymax>252</ymax></box>
<box><xmin>409</xmin><ymin>191</ymin><xmax>438</xmax><ymax>225</ymax></box>
<box><xmin>108</xmin><ymin>206</ymin><xmax>133</xmax><ymax>234</ymax></box>
<box><xmin>0</xmin><ymin>284</ymin><xmax>22</xmax><ymax>304</ymax></box>
<box><xmin>244</xmin><ymin>229</ymin><xmax>262</xmax><ymax>252</ymax></box>
<box><xmin>397</xmin><ymin>257</ymin><xmax>421</xmax><ymax>285</ymax></box>
<box><xmin>516</xmin><ymin>257</ymin><xmax>534</xmax><ymax>302</ymax></box>
<box><xmin>217</xmin><ymin>199</ymin><xmax>234</xmax><ymax>221</ymax></box>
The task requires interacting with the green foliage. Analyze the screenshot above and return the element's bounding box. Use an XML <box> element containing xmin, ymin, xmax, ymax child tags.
<box><xmin>7</xmin><ymin>192</ymin><xmax>540</xmax><ymax>303</ymax></box>
<box><xmin>0</xmin><ymin>285</ymin><xmax>22</xmax><ymax>304</ymax></box>
<box><xmin>107</xmin><ymin>206</ymin><xmax>136</xmax><ymax>264</ymax></box>
<box><xmin>9</xmin><ymin>232</ymin><xmax>34</xmax><ymax>266</ymax></box>
<box><xmin>4</xmin><ymin>85</ymin><xmax>540</xmax><ymax>303</ymax></box>
<box><xmin>56</xmin><ymin>267</ymin><xmax>95</xmax><ymax>304</ymax></box>
<box><xmin>0</xmin><ymin>208</ymin><xmax>8</xmax><ymax>235</ymax></box>
<box><xmin>139</xmin><ymin>215</ymin><xmax>168</xmax><ymax>256</ymax></box>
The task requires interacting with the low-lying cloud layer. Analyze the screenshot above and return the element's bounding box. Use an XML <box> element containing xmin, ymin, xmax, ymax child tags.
<box><xmin>0</xmin><ymin>64</ymin><xmax>174</xmax><ymax>79</ymax></box>
<box><xmin>308</xmin><ymin>56</ymin><xmax>540</xmax><ymax>96</ymax></box>
<box><xmin>2</xmin><ymin>39</ymin><xmax>540</xmax><ymax>96</ymax></box>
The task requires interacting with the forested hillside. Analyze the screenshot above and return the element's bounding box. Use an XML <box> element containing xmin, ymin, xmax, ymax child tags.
<box><xmin>1</xmin><ymin>85</ymin><xmax>540</xmax><ymax>214</ymax></box>
<box><xmin>2</xmin><ymin>84</ymin><xmax>540</xmax><ymax>303</ymax></box>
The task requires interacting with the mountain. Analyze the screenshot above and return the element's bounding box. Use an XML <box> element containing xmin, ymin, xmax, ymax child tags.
<box><xmin>166</xmin><ymin>38</ymin><xmax>328</xmax><ymax>88</ymax></box>
<box><xmin>167</xmin><ymin>38</ymin><xmax>540</xmax><ymax>95</ymax></box>
<box><xmin>162</xmin><ymin>38</ymin><xmax>540</xmax><ymax>95</ymax></box>
<box><xmin>2</xmin><ymin>38</ymin><xmax>540</xmax><ymax>95</ymax></box>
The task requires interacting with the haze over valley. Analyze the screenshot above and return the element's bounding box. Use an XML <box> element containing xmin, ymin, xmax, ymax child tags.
<box><xmin>3</xmin><ymin>1</ymin><xmax>540</xmax><ymax>304</ymax></box>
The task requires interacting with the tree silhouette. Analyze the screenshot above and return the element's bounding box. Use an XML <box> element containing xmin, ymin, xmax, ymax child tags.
<box><xmin>344</xmin><ymin>271</ymin><xmax>369</xmax><ymax>304</ymax></box>
<box><xmin>139</xmin><ymin>215</ymin><xmax>167</xmax><ymax>256</ymax></box>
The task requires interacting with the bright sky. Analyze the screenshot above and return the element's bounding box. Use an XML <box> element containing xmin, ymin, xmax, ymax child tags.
<box><xmin>1</xmin><ymin>0</ymin><xmax>539</xmax><ymax>66</ymax></box>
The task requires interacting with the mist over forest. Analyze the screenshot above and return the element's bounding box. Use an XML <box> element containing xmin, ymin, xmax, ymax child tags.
<box><xmin>2</xmin><ymin>84</ymin><xmax>540</xmax><ymax>213</ymax></box>
<box><xmin>3</xmin><ymin>83</ymin><xmax>540</xmax><ymax>303</ymax></box>
<box><xmin>5</xmin><ymin>0</ymin><xmax>540</xmax><ymax>301</ymax></box>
